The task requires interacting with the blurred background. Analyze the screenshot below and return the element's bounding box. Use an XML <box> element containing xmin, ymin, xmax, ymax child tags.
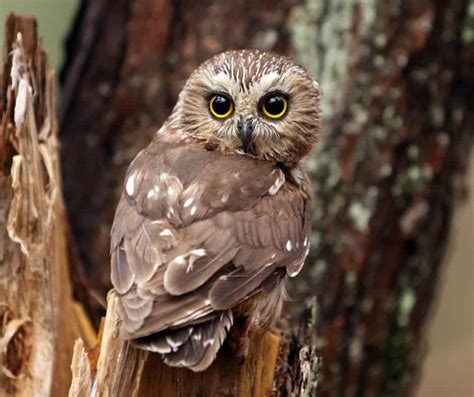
<box><xmin>1</xmin><ymin>1</ymin><xmax>472</xmax><ymax>396</ymax></box>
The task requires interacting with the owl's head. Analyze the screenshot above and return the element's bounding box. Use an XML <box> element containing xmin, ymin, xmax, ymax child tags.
<box><xmin>173</xmin><ymin>50</ymin><xmax>321</xmax><ymax>165</ymax></box>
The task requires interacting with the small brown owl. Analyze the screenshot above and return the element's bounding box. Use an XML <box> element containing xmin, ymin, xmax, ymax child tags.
<box><xmin>111</xmin><ymin>50</ymin><xmax>320</xmax><ymax>371</ymax></box>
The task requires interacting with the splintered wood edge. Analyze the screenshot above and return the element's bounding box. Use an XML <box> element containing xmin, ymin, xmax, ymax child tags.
<box><xmin>69</xmin><ymin>339</ymin><xmax>92</xmax><ymax>397</ymax></box>
<box><xmin>1</xmin><ymin>13</ymin><xmax>98</xmax><ymax>397</ymax></box>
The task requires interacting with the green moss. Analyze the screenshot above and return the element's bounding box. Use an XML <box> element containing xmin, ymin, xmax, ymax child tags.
<box><xmin>462</xmin><ymin>2</ymin><xmax>474</xmax><ymax>44</ymax></box>
<box><xmin>309</xmin><ymin>147</ymin><xmax>342</xmax><ymax>191</ymax></box>
<box><xmin>345</xmin><ymin>270</ymin><xmax>357</xmax><ymax>286</ymax></box>
<box><xmin>397</xmin><ymin>288</ymin><xmax>416</xmax><ymax>327</ymax></box>
<box><xmin>406</xmin><ymin>145</ymin><xmax>419</xmax><ymax>160</ymax></box>
<box><xmin>347</xmin><ymin>186</ymin><xmax>378</xmax><ymax>232</ymax></box>
<box><xmin>310</xmin><ymin>259</ymin><xmax>327</xmax><ymax>279</ymax></box>
<box><xmin>374</xmin><ymin>33</ymin><xmax>388</xmax><ymax>48</ymax></box>
<box><xmin>392</xmin><ymin>165</ymin><xmax>427</xmax><ymax>201</ymax></box>
<box><xmin>380</xmin><ymin>286</ymin><xmax>417</xmax><ymax>396</ymax></box>
<box><xmin>328</xmin><ymin>194</ymin><xmax>346</xmax><ymax>215</ymax></box>
<box><xmin>349</xmin><ymin>202</ymin><xmax>372</xmax><ymax>232</ymax></box>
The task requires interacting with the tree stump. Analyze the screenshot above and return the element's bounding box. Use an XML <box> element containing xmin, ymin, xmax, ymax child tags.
<box><xmin>0</xmin><ymin>14</ymin><xmax>95</xmax><ymax>397</ymax></box>
<box><xmin>69</xmin><ymin>292</ymin><xmax>319</xmax><ymax>397</ymax></box>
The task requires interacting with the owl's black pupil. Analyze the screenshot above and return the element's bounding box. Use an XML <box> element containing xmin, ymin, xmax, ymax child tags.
<box><xmin>212</xmin><ymin>96</ymin><xmax>231</xmax><ymax>115</ymax></box>
<box><xmin>265</xmin><ymin>95</ymin><xmax>285</xmax><ymax>115</ymax></box>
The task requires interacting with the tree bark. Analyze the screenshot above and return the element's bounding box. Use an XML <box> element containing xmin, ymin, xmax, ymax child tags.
<box><xmin>59</xmin><ymin>1</ymin><xmax>472</xmax><ymax>396</ymax></box>
<box><xmin>0</xmin><ymin>14</ymin><xmax>95</xmax><ymax>397</ymax></box>
<box><xmin>296</xmin><ymin>2</ymin><xmax>472</xmax><ymax>396</ymax></box>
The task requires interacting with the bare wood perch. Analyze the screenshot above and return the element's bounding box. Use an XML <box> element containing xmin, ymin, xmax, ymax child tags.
<box><xmin>0</xmin><ymin>14</ymin><xmax>95</xmax><ymax>397</ymax></box>
<box><xmin>69</xmin><ymin>292</ymin><xmax>319</xmax><ymax>396</ymax></box>
<box><xmin>70</xmin><ymin>292</ymin><xmax>280</xmax><ymax>397</ymax></box>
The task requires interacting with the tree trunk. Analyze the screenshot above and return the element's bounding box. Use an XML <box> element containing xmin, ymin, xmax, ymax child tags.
<box><xmin>0</xmin><ymin>14</ymin><xmax>95</xmax><ymax>397</ymax></box>
<box><xmin>296</xmin><ymin>2</ymin><xmax>472</xmax><ymax>396</ymax></box>
<box><xmin>59</xmin><ymin>1</ymin><xmax>472</xmax><ymax>396</ymax></box>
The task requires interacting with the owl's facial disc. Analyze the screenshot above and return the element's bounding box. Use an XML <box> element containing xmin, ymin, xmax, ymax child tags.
<box><xmin>178</xmin><ymin>50</ymin><xmax>321</xmax><ymax>164</ymax></box>
<box><xmin>205</xmin><ymin>90</ymin><xmax>291</xmax><ymax>154</ymax></box>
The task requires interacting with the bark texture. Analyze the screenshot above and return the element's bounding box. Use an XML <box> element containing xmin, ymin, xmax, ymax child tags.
<box><xmin>295</xmin><ymin>2</ymin><xmax>472</xmax><ymax>395</ymax></box>
<box><xmin>59</xmin><ymin>1</ymin><xmax>472</xmax><ymax>396</ymax></box>
<box><xmin>0</xmin><ymin>14</ymin><xmax>95</xmax><ymax>397</ymax></box>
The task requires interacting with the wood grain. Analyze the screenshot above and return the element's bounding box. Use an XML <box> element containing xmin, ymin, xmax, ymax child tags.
<box><xmin>0</xmin><ymin>14</ymin><xmax>94</xmax><ymax>397</ymax></box>
<box><xmin>70</xmin><ymin>292</ymin><xmax>282</xmax><ymax>397</ymax></box>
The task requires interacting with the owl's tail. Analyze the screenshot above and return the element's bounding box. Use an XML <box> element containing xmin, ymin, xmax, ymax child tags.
<box><xmin>132</xmin><ymin>310</ymin><xmax>233</xmax><ymax>372</ymax></box>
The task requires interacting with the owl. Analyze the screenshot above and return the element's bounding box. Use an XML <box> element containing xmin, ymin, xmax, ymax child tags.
<box><xmin>111</xmin><ymin>50</ymin><xmax>320</xmax><ymax>372</ymax></box>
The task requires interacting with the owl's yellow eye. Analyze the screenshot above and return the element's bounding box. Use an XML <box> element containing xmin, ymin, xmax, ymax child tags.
<box><xmin>209</xmin><ymin>94</ymin><xmax>233</xmax><ymax>119</ymax></box>
<box><xmin>261</xmin><ymin>94</ymin><xmax>288</xmax><ymax>119</ymax></box>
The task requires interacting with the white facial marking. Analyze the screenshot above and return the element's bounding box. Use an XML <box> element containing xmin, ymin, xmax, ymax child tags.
<box><xmin>190</xmin><ymin>206</ymin><xmax>197</xmax><ymax>216</ymax></box>
<box><xmin>192</xmin><ymin>333</ymin><xmax>202</xmax><ymax>341</ymax></box>
<box><xmin>248</xmin><ymin>71</ymin><xmax>281</xmax><ymax>99</ymax></box>
<box><xmin>183</xmin><ymin>197</ymin><xmax>194</xmax><ymax>208</ymax></box>
<box><xmin>286</xmin><ymin>240</ymin><xmax>293</xmax><ymax>251</ymax></box>
<box><xmin>125</xmin><ymin>172</ymin><xmax>136</xmax><ymax>196</ymax></box>
<box><xmin>167</xmin><ymin>186</ymin><xmax>175</xmax><ymax>196</ymax></box>
<box><xmin>203</xmin><ymin>338</ymin><xmax>215</xmax><ymax>347</ymax></box>
<box><xmin>303</xmin><ymin>237</ymin><xmax>308</xmax><ymax>247</ymax></box>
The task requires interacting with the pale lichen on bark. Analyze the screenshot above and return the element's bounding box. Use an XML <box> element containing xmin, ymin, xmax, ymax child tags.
<box><xmin>287</xmin><ymin>1</ymin><xmax>471</xmax><ymax>396</ymax></box>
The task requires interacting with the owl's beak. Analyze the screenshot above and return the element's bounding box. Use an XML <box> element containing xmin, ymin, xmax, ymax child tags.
<box><xmin>237</xmin><ymin>118</ymin><xmax>254</xmax><ymax>153</ymax></box>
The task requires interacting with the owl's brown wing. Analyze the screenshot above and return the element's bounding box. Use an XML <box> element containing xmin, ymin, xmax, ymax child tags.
<box><xmin>110</xmin><ymin>139</ymin><xmax>311</xmax><ymax>371</ymax></box>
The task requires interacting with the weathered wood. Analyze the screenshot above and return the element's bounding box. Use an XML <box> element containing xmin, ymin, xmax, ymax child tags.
<box><xmin>69</xmin><ymin>292</ymin><xmax>287</xmax><ymax>397</ymax></box>
<box><xmin>0</xmin><ymin>14</ymin><xmax>95</xmax><ymax>397</ymax></box>
<box><xmin>273</xmin><ymin>299</ymin><xmax>320</xmax><ymax>397</ymax></box>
